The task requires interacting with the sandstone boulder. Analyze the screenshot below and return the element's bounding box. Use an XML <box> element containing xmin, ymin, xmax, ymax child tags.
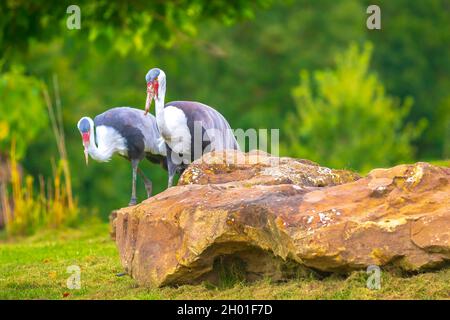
<box><xmin>112</xmin><ymin>150</ymin><xmax>449</xmax><ymax>287</ymax></box>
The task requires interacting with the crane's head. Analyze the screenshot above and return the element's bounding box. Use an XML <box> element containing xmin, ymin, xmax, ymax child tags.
<box><xmin>145</xmin><ymin>68</ymin><xmax>166</xmax><ymax>115</ymax></box>
<box><xmin>77</xmin><ymin>117</ymin><xmax>93</xmax><ymax>165</ymax></box>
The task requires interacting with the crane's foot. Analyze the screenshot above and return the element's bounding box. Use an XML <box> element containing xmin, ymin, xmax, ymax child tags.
<box><xmin>128</xmin><ymin>198</ymin><xmax>137</xmax><ymax>206</ymax></box>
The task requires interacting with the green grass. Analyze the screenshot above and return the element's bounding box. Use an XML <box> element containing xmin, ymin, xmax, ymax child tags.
<box><xmin>0</xmin><ymin>222</ymin><xmax>449</xmax><ymax>300</ymax></box>
<box><xmin>429</xmin><ymin>159</ymin><xmax>450</xmax><ymax>167</ymax></box>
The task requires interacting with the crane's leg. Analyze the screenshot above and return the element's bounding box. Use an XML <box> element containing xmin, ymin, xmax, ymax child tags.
<box><xmin>137</xmin><ymin>168</ymin><xmax>152</xmax><ymax>198</ymax></box>
<box><xmin>129</xmin><ymin>159</ymin><xmax>139</xmax><ymax>206</ymax></box>
<box><xmin>165</xmin><ymin>145</ymin><xmax>178</xmax><ymax>188</ymax></box>
<box><xmin>167</xmin><ymin>157</ymin><xmax>177</xmax><ymax>188</ymax></box>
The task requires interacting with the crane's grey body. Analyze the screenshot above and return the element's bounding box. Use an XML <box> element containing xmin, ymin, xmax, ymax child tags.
<box><xmin>94</xmin><ymin>107</ymin><xmax>166</xmax><ymax>163</ymax></box>
<box><xmin>77</xmin><ymin>107</ymin><xmax>166</xmax><ymax>206</ymax></box>
<box><xmin>162</xmin><ymin>101</ymin><xmax>239</xmax><ymax>163</ymax></box>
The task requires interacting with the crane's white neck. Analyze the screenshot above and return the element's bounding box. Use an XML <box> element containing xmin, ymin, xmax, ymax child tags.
<box><xmin>154</xmin><ymin>76</ymin><xmax>166</xmax><ymax>129</ymax></box>
<box><xmin>84</xmin><ymin>118</ymin><xmax>116</xmax><ymax>162</ymax></box>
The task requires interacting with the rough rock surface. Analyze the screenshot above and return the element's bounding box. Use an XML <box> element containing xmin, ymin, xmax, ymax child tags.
<box><xmin>112</xmin><ymin>150</ymin><xmax>450</xmax><ymax>287</ymax></box>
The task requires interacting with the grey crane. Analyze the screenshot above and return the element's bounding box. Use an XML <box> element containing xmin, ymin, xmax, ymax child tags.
<box><xmin>144</xmin><ymin>68</ymin><xmax>240</xmax><ymax>187</ymax></box>
<box><xmin>77</xmin><ymin>107</ymin><xmax>167</xmax><ymax>206</ymax></box>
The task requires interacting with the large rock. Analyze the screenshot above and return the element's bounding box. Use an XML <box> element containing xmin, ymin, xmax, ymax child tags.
<box><xmin>112</xmin><ymin>150</ymin><xmax>450</xmax><ymax>287</ymax></box>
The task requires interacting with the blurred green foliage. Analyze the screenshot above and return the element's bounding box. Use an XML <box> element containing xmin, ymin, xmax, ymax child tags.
<box><xmin>0</xmin><ymin>0</ymin><xmax>271</xmax><ymax>56</ymax></box>
<box><xmin>365</xmin><ymin>0</ymin><xmax>450</xmax><ymax>159</ymax></box>
<box><xmin>285</xmin><ymin>43</ymin><xmax>424</xmax><ymax>172</ymax></box>
<box><xmin>0</xmin><ymin>67</ymin><xmax>47</xmax><ymax>159</ymax></box>
<box><xmin>0</xmin><ymin>1</ymin><xmax>449</xmax><ymax>218</ymax></box>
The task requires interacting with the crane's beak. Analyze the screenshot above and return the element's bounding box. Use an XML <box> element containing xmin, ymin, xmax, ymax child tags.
<box><xmin>84</xmin><ymin>148</ymin><xmax>89</xmax><ymax>165</ymax></box>
<box><xmin>145</xmin><ymin>91</ymin><xmax>152</xmax><ymax>115</ymax></box>
<box><xmin>81</xmin><ymin>132</ymin><xmax>90</xmax><ymax>165</ymax></box>
<box><xmin>144</xmin><ymin>85</ymin><xmax>154</xmax><ymax>115</ymax></box>
<box><xmin>145</xmin><ymin>80</ymin><xmax>158</xmax><ymax>115</ymax></box>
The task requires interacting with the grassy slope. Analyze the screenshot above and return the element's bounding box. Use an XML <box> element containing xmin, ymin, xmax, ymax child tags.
<box><xmin>0</xmin><ymin>223</ymin><xmax>449</xmax><ymax>300</ymax></box>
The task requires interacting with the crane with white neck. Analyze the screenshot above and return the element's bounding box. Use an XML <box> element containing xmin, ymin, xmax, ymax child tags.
<box><xmin>77</xmin><ymin>107</ymin><xmax>166</xmax><ymax>206</ymax></box>
<box><xmin>144</xmin><ymin>68</ymin><xmax>239</xmax><ymax>187</ymax></box>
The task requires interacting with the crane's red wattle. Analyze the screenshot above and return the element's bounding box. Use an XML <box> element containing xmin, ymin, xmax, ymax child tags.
<box><xmin>153</xmin><ymin>81</ymin><xmax>159</xmax><ymax>99</ymax></box>
<box><xmin>82</xmin><ymin>132</ymin><xmax>90</xmax><ymax>143</ymax></box>
<box><xmin>147</xmin><ymin>80</ymin><xmax>158</xmax><ymax>99</ymax></box>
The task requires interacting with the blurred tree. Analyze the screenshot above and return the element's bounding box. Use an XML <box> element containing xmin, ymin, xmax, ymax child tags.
<box><xmin>284</xmin><ymin>43</ymin><xmax>425</xmax><ymax>172</ymax></box>
<box><xmin>1</xmin><ymin>0</ymin><xmax>448</xmax><ymax>218</ymax></box>
<box><xmin>365</xmin><ymin>0</ymin><xmax>450</xmax><ymax>159</ymax></box>
<box><xmin>0</xmin><ymin>0</ymin><xmax>271</xmax><ymax>57</ymax></box>
<box><xmin>171</xmin><ymin>0</ymin><xmax>450</xmax><ymax>160</ymax></box>
<box><xmin>165</xmin><ymin>0</ymin><xmax>367</xmax><ymax>136</ymax></box>
<box><xmin>0</xmin><ymin>0</ymin><xmax>272</xmax><ymax>216</ymax></box>
<box><xmin>0</xmin><ymin>67</ymin><xmax>47</xmax><ymax>159</ymax></box>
